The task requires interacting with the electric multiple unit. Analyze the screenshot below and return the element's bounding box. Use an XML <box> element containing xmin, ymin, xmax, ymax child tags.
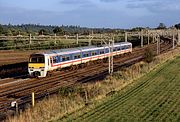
<box><xmin>28</xmin><ymin>42</ymin><xmax>132</xmax><ymax>77</ymax></box>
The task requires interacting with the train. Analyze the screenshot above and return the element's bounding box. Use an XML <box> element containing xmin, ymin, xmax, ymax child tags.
<box><xmin>28</xmin><ymin>42</ymin><xmax>132</xmax><ymax>77</ymax></box>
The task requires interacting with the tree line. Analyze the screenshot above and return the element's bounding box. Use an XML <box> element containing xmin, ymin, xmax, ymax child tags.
<box><xmin>0</xmin><ymin>23</ymin><xmax>179</xmax><ymax>36</ymax></box>
<box><xmin>0</xmin><ymin>24</ymin><xmax>125</xmax><ymax>36</ymax></box>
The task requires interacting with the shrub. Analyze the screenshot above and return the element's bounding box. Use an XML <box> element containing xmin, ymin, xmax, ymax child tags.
<box><xmin>144</xmin><ymin>47</ymin><xmax>154</xmax><ymax>63</ymax></box>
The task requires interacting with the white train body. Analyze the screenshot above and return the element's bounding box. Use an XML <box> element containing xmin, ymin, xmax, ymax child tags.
<box><xmin>28</xmin><ymin>42</ymin><xmax>132</xmax><ymax>77</ymax></box>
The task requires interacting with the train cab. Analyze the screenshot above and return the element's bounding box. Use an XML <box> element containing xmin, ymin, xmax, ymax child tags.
<box><xmin>28</xmin><ymin>54</ymin><xmax>48</xmax><ymax>77</ymax></box>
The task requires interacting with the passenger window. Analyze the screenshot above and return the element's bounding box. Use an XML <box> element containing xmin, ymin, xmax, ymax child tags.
<box><xmin>83</xmin><ymin>53</ymin><xmax>89</xmax><ymax>57</ymax></box>
<box><xmin>53</xmin><ymin>57</ymin><xmax>56</xmax><ymax>63</ymax></box>
<box><xmin>66</xmin><ymin>57</ymin><xmax>70</xmax><ymax>60</ymax></box>
<box><xmin>74</xmin><ymin>55</ymin><xmax>81</xmax><ymax>59</ymax></box>
<box><xmin>105</xmin><ymin>48</ymin><xmax>109</xmax><ymax>53</ymax></box>
<box><xmin>100</xmin><ymin>50</ymin><xmax>104</xmax><ymax>54</ymax></box>
<box><xmin>91</xmin><ymin>52</ymin><xmax>95</xmax><ymax>56</ymax></box>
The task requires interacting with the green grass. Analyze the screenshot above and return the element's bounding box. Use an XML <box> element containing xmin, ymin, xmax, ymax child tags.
<box><xmin>58</xmin><ymin>56</ymin><xmax>180</xmax><ymax>122</ymax></box>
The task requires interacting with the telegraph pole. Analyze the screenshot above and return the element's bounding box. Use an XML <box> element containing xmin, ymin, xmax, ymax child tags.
<box><xmin>108</xmin><ymin>38</ymin><xmax>114</xmax><ymax>75</ymax></box>
<box><xmin>76</xmin><ymin>34</ymin><xmax>79</xmax><ymax>44</ymax></box>
<box><xmin>156</xmin><ymin>35</ymin><xmax>160</xmax><ymax>55</ymax></box>
<box><xmin>178</xmin><ymin>30</ymin><xmax>180</xmax><ymax>45</ymax></box>
<box><xmin>147</xmin><ymin>30</ymin><xmax>150</xmax><ymax>45</ymax></box>
<box><xmin>125</xmin><ymin>32</ymin><xmax>127</xmax><ymax>42</ymax></box>
<box><xmin>173</xmin><ymin>31</ymin><xmax>175</xmax><ymax>49</ymax></box>
<box><xmin>102</xmin><ymin>36</ymin><xmax>114</xmax><ymax>75</ymax></box>
<box><xmin>141</xmin><ymin>30</ymin><xmax>144</xmax><ymax>47</ymax></box>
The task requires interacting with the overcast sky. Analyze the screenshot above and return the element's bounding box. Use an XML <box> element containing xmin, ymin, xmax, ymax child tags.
<box><xmin>0</xmin><ymin>0</ymin><xmax>179</xmax><ymax>28</ymax></box>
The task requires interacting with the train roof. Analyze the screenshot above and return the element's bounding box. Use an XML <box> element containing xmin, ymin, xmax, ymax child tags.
<box><xmin>42</xmin><ymin>42</ymin><xmax>132</xmax><ymax>56</ymax></box>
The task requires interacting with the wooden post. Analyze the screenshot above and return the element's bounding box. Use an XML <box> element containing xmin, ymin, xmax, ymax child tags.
<box><xmin>141</xmin><ymin>30</ymin><xmax>143</xmax><ymax>47</ymax></box>
<box><xmin>16</xmin><ymin>102</ymin><xmax>19</xmax><ymax>115</ymax></box>
<box><xmin>125</xmin><ymin>32</ymin><xmax>127</xmax><ymax>42</ymax></box>
<box><xmin>29</xmin><ymin>33</ymin><xmax>32</xmax><ymax>45</ymax></box>
<box><xmin>76</xmin><ymin>34</ymin><xmax>79</xmax><ymax>44</ymax></box>
<box><xmin>147</xmin><ymin>30</ymin><xmax>150</xmax><ymax>45</ymax></box>
<box><xmin>153</xmin><ymin>33</ymin><xmax>155</xmax><ymax>43</ymax></box>
<box><xmin>54</xmin><ymin>33</ymin><xmax>57</xmax><ymax>44</ymax></box>
<box><xmin>100</xmin><ymin>34</ymin><xmax>103</xmax><ymax>45</ymax></box>
<box><xmin>32</xmin><ymin>92</ymin><xmax>35</xmax><ymax>107</ymax></box>
<box><xmin>156</xmin><ymin>35</ymin><xmax>160</xmax><ymax>55</ymax></box>
<box><xmin>88</xmin><ymin>35</ymin><xmax>91</xmax><ymax>46</ymax></box>
<box><xmin>85</xmin><ymin>90</ymin><xmax>88</xmax><ymax>104</ymax></box>
<box><xmin>173</xmin><ymin>31</ymin><xmax>175</xmax><ymax>49</ymax></box>
<box><xmin>178</xmin><ymin>30</ymin><xmax>180</xmax><ymax>45</ymax></box>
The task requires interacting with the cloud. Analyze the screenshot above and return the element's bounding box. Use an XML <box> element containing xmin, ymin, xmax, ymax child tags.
<box><xmin>60</xmin><ymin>0</ymin><xmax>89</xmax><ymax>5</ymax></box>
<box><xmin>126</xmin><ymin>0</ymin><xmax>180</xmax><ymax>12</ymax></box>
<box><xmin>100</xmin><ymin>0</ymin><xmax>119</xmax><ymax>2</ymax></box>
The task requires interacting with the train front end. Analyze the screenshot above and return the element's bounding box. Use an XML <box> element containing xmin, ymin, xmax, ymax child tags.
<box><xmin>28</xmin><ymin>54</ymin><xmax>47</xmax><ymax>77</ymax></box>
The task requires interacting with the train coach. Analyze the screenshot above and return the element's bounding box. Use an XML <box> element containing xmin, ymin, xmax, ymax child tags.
<box><xmin>28</xmin><ymin>42</ymin><xmax>132</xmax><ymax>77</ymax></box>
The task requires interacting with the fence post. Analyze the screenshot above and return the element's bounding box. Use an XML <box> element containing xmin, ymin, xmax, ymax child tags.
<box><xmin>76</xmin><ymin>34</ymin><xmax>79</xmax><ymax>44</ymax></box>
<box><xmin>147</xmin><ymin>30</ymin><xmax>150</xmax><ymax>45</ymax></box>
<box><xmin>141</xmin><ymin>30</ymin><xmax>144</xmax><ymax>47</ymax></box>
<box><xmin>29</xmin><ymin>33</ymin><xmax>32</xmax><ymax>49</ymax></box>
<box><xmin>54</xmin><ymin>33</ymin><xmax>57</xmax><ymax>44</ymax></box>
<box><xmin>88</xmin><ymin>35</ymin><xmax>91</xmax><ymax>46</ymax></box>
<box><xmin>125</xmin><ymin>32</ymin><xmax>127</xmax><ymax>42</ymax></box>
<box><xmin>32</xmin><ymin>92</ymin><xmax>35</xmax><ymax>107</ymax></box>
<box><xmin>178</xmin><ymin>30</ymin><xmax>180</xmax><ymax>45</ymax></box>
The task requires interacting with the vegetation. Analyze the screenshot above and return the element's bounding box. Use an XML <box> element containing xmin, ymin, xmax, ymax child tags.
<box><xmin>7</xmin><ymin>47</ymin><xmax>180</xmax><ymax>122</ymax></box>
<box><xmin>157</xmin><ymin>23</ymin><xmax>167</xmax><ymax>29</ymax></box>
<box><xmin>65</xmin><ymin>56</ymin><xmax>180</xmax><ymax>122</ymax></box>
<box><xmin>144</xmin><ymin>47</ymin><xmax>155</xmax><ymax>63</ymax></box>
<box><xmin>0</xmin><ymin>24</ymin><xmax>125</xmax><ymax>36</ymax></box>
<box><xmin>175</xmin><ymin>23</ymin><xmax>180</xmax><ymax>29</ymax></box>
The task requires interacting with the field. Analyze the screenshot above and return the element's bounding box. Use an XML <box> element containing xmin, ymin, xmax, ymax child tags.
<box><xmin>60</xmin><ymin>56</ymin><xmax>180</xmax><ymax>122</ymax></box>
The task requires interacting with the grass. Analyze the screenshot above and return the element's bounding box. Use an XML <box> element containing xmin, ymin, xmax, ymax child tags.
<box><xmin>7</xmin><ymin>47</ymin><xmax>180</xmax><ymax>122</ymax></box>
<box><xmin>59</xmin><ymin>56</ymin><xmax>180</xmax><ymax>122</ymax></box>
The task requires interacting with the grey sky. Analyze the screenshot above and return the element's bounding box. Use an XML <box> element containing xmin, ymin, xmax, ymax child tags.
<box><xmin>0</xmin><ymin>0</ymin><xmax>179</xmax><ymax>28</ymax></box>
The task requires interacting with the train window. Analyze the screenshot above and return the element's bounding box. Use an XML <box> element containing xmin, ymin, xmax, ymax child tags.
<box><xmin>91</xmin><ymin>52</ymin><xmax>95</xmax><ymax>56</ymax></box>
<box><xmin>30</xmin><ymin>55</ymin><xmax>45</xmax><ymax>63</ymax></box>
<box><xmin>66</xmin><ymin>57</ymin><xmax>70</xmax><ymax>60</ymax></box>
<box><xmin>83</xmin><ymin>53</ymin><xmax>89</xmax><ymax>57</ymax></box>
<box><xmin>122</xmin><ymin>46</ymin><xmax>125</xmax><ymax>50</ymax></box>
<box><xmin>74</xmin><ymin>55</ymin><xmax>78</xmax><ymax>59</ymax></box>
<box><xmin>62</xmin><ymin>57</ymin><xmax>66</xmax><ymax>61</ymax></box>
<box><xmin>113</xmin><ymin>48</ymin><xmax>116</xmax><ymax>52</ymax></box>
<box><xmin>105</xmin><ymin>48</ymin><xmax>109</xmax><ymax>53</ymax></box>
<box><xmin>74</xmin><ymin>55</ymin><xmax>80</xmax><ymax>59</ymax></box>
<box><xmin>74</xmin><ymin>54</ymin><xmax>81</xmax><ymax>59</ymax></box>
<box><xmin>117</xmin><ymin>47</ymin><xmax>121</xmax><ymax>51</ymax></box>
<box><xmin>95</xmin><ymin>51</ymin><xmax>98</xmax><ymax>55</ymax></box>
<box><xmin>53</xmin><ymin>57</ymin><xmax>56</xmax><ymax>63</ymax></box>
<box><xmin>58</xmin><ymin>56</ymin><xmax>61</xmax><ymax>62</ymax></box>
<box><xmin>100</xmin><ymin>50</ymin><xmax>104</xmax><ymax>54</ymax></box>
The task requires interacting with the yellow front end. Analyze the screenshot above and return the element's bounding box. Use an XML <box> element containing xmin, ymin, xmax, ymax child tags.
<box><xmin>28</xmin><ymin>63</ymin><xmax>46</xmax><ymax>77</ymax></box>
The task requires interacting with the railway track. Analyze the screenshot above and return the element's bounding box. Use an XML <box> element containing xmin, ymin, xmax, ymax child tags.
<box><xmin>0</xmin><ymin>40</ymin><xmax>173</xmax><ymax>120</ymax></box>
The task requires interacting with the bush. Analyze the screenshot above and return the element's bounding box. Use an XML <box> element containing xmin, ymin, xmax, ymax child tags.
<box><xmin>144</xmin><ymin>47</ymin><xmax>154</xmax><ymax>63</ymax></box>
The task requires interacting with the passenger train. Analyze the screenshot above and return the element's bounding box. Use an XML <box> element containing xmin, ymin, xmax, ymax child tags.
<box><xmin>28</xmin><ymin>42</ymin><xmax>132</xmax><ymax>77</ymax></box>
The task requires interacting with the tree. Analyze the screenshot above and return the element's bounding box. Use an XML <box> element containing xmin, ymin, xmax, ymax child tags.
<box><xmin>0</xmin><ymin>24</ymin><xmax>3</xmax><ymax>34</ymax></box>
<box><xmin>175</xmin><ymin>23</ymin><xmax>180</xmax><ymax>29</ymax></box>
<box><xmin>144</xmin><ymin>48</ymin><xmax>154</xmax><ymax>63</ymax></box>
<box><xmin>157</xmin><ymin>23</ymin><xmax>166</xmax><ymax>29</ymax></box>
<box><xmin>53</xmin><ymin>27</ymin><xmax>64</xmax><ymax>35</ymax></box>
<box><xmin>38</xmin><ymin>29</ymin><xmax>48</xmax><ymax>35</ymax></box>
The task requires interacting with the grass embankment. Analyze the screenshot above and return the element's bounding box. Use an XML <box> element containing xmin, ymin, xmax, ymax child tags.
<box><xmin>60</xmin><ymin>54</ymin><xmax>180</xmax><ymax>122</ymax></box>
<box><xmin>7</xmin><ymin>47</ymin><xmax>180</xmax><ymax>122</ymax></box>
